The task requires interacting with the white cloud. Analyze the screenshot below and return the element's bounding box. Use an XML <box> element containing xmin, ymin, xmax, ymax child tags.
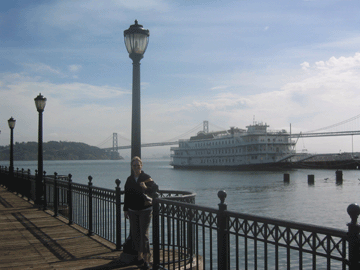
<box><xmin>301</xmin><ymin>62</ymin><xmax>310</xmax><ymax>70</ymax></box>
<box><xmin>22</xmin><ymin>63</ymin><xmax>62</xmax><ymax>75</ymax></box>
<box><xmin>68</xmin><ymin>65</ymin><xmax>82</xmax><ymax>72</ymax></box>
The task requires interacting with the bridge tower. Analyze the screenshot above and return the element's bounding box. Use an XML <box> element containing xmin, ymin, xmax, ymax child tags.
<box><xmin>112</xmin><ymin>133</ymin><xmax>119</xmax><ymax>160</ymax></box>
<box><xmin>203</xmin><ymin>121</ymin><xmax>209</xmax><ymax>134</ymax></box>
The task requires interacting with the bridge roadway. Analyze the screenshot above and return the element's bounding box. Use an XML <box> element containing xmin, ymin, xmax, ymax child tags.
<box><xmin>103</xmin><ymin>130</ymin><xmax>360</xmax><ymax>151</ymax></box>
<box><xmin>0</xmin><ymin>186</ymin><xmax>140</xmax><ymax>269</ymax></box>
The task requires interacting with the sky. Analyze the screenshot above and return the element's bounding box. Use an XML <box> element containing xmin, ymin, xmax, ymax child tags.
<box><xmin>1</xmin><ymin>0</ymin><xmax>360</xmax><ymax>158</ymax></box>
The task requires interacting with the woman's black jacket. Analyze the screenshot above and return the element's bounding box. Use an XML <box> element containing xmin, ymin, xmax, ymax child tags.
<box><xmin>123</xmin><ymin>171</ymin><xmax>158</xmax><ymax>211</ymax></box>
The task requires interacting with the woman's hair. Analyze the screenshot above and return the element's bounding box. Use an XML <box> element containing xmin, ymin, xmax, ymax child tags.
<box><xmin>131</xmin><ymin>156</ymin><xmax>142</xmax><ymax>166</ymax></box>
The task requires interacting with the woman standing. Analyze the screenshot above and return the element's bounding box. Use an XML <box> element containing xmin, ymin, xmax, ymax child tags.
<box><xmin>124</xmin><ymin>156</ymin><xmax>158</xmax><ymax>269</ymax></box>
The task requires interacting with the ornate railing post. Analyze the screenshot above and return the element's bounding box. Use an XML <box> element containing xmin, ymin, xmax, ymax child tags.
<box><xmin>43</xmin><ymin>171</ymin><xmax>47</xmax><ymax>210</ymax></box>
<box><xmin>115</xmin><ymin>179</ymin><xmax>121</xmax><ymax>250</ymax></box>
<box><xmin>68</xmin><ymin>174</ymin><xmax>73</xmax><ymax>225</ymax></box>
<box><xmin>20</xmin><ymin>169</ymin><xmax>24</xmax><ymax>197</ymax></box>
<box><xmin>13</xmin><ymin>167</ymin><xmax>18</xmax><ymax>194</ymax></box>
<box><xmin>16</xmin><ymin>168</ymin><xmax>19</xmax><ymax>189</ymax></box>
<box><xmin>88</xmin><ymin>176</ymin><xmax>93</xmax><ymax>236</ymax></box>
<box><xmin>6</xmin><ymin>166</ymin><xmax>9</xmax><ymax>189</ymax></box>
<box><xmin>27</xmin><ymin>169</ymin><xmax>31</xmax><ymax>201</ymax></box>
<box><xmin>152</xmin><ymin>197</ymin><xmax>160</xmax><ymax>270</ymax></box>
<box><xmin>347</xmin><ymin>203</ymin><xmax>360</xmax><ymax>270</ymax></box>
<box><xmin>217</xmin><ymin>190</ymin><xmax>229</xmax><ymax>270</ymax></box>
<box><xmin>54</xmin><ymin>172</ymin><xmax>58</xmax><ymax>217</ymax></box>
<box><xmin>187</xmin><ymin>208</ymin><xmax>194</xmax><ymax>260</ymax></box>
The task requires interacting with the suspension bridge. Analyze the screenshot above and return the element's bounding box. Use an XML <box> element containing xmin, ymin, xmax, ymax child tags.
<box><xmin>98</xmin><ymin>114</ymin><xmax>360</xmax><ymax>152</ymax></box>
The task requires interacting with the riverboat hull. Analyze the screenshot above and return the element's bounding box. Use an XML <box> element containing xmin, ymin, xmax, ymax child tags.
<box><xmin>171</xmin><ymin>162</ymin><xmax>293</xmax><ymax>171</ymax></box>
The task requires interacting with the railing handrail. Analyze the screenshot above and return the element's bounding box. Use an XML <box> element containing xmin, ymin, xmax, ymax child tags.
<box><xmin>225</xmin><ymin>209</ymin><xmax>347</xmax><ymax>236</ymax></box>
<box><xmin>155</xmin><ymin>196</ymin><xmax>347</xmax><ymax>236</ymax></box>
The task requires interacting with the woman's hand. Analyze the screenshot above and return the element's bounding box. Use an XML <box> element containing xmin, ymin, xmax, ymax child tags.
<box><xmin>139</xmin><ymin>182</ymin><xmax>147</xmax><ymax>190</ymax></box>
<box><xmin>124</xmin><ymin>211</ymin><xmax>129</xmax><ymax>219</ymax></box>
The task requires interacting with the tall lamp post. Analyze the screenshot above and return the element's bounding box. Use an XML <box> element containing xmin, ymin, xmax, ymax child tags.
<box><xmin>124</xmin><ymin>20</ymin><xmax>149</xmax><ymax>159</ymax></box>
<box><xmin>34</xmin><ymin>93</ymin><xmax>47</xmax><ymax>206</ymax></box>
<box><xmin>8</xmin><ymin>117</ymin><xmax>16</xmax><ymax>188</ymax></box>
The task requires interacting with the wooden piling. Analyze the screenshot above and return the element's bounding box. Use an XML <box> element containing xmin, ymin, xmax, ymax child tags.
<box><xmin>284</xmin><ymin>173</ymin><xmax>290</xmax><ymax>183</ymax></box>
<box><xmin>336</xmin><ymin>170</ymin><xmax>343</xmax><ymax>185</ymax></box>
<box><xmin>308</xmin><ymin>174</ymin><xmax>315</xmax><ymax>185</ymax></box>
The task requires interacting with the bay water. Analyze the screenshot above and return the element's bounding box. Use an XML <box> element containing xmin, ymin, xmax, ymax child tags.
<box><xmin>1</xmin><ymin>159</ymin><xmax>360</xmax><ymax>230</ymax></box>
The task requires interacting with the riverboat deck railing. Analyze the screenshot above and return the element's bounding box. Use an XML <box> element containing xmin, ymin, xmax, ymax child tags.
<box><xmin>1</xmin><ymin>165</ymin><xmax>360</xmax><ymax>270</ymax></box>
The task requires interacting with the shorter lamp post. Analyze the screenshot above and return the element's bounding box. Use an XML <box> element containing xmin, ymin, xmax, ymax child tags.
<box><xmin>34</xmin><ymin>93</ymin><xmax>47</xmax><ymax>206</ymax></box>
<box><xmin>8</xmin><ymin>117</ymin><xmax>16</xmax><ymax>190</ymax></box>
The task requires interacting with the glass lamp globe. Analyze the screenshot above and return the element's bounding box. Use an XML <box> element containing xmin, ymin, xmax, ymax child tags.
<box><xmin>34</xmin><ymin>93</ymin><xmax>47</xmax><ymax>112</ymax></box>
<box><xmin>124</xmin><ymin>20</ymin><xmax>150</xmax><ymax>56</ymax></box>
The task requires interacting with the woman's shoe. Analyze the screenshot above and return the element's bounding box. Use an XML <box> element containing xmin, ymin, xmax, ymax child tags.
<box><xmin>142</xmin><ymin>262</ymin><xmax>150</xmax><ymax>269</ymax></box>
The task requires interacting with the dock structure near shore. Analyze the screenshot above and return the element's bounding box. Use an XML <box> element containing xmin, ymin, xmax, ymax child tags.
<box><xmin>290</xmin><ymin>151</ymin><xmax>360</xmax><ymax>169</ymax></box>
<box><xmin>1</xmin><ymin>166</ymin><xmax>360</xmax><ymax>269</ymax></box>
<box><xmin>0</xmin><ymin>186</ymin><xmax>127</xmax><ymax>269</ymax></box>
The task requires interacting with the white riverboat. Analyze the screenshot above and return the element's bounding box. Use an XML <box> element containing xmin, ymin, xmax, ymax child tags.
<box><xmin>170</xmin><ymin>122</ymin><xmax>296</xmax><ymax>170</ymax></box>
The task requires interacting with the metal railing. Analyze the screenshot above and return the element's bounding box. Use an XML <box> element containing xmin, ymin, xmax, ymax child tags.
<box><xmin>0</xmin><ymin>166</ymin><xmax>195</xmax><ymax>251</ymax></box>
<box><xmin>1</xmin><ymin>165</ymin><xmax>360</xmax><ymax>269</ymax></box>
<box><xmin>152</xmin><ymin>191</ymin><xmax>360</xmax><ymax>270</ymax></box>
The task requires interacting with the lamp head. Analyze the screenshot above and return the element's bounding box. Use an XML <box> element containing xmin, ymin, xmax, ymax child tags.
<box><xmin>8</xmin><ymin>117</ymin><xmax>16</xmax><ymax>129</ymax></box>
<box><xmin>34</xmin><ymin>93</ymin><xmax>47</xmax><ymax>112</ymax></box>
<box><xmin>124</xmin><ymin>20</ymin><xmax>150</xmax><ymax>57</ymax></box>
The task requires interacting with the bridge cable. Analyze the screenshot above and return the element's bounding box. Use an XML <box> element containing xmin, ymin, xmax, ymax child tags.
<box><xmin>164</xmin><ymin>123</ymin><xmax>204</xmax><ymax>142</ymax></box>
<box><xmin>115</xmin><ymin>133</ymin><xmax>131</xmax><ymax>142</ymax></box>
<box><xmin>209</xmin><ymin>123</ymin><xmax>227</xmax><ymax>132</ymax></box>
<box><xmin>96</xmin><ymin>134</ymin><xmax>113</xmax><ymax>148</ymax></box>
<box><xmin>306</xmin><ymin>113</ymin><xmax>360</xmax><ymax>133</ymax></box>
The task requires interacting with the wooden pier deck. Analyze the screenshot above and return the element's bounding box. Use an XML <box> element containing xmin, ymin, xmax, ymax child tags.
<box><xmin>0</xmin><ymin>186</ymin><xmax>142</xmax><ymax>270</ymax></box>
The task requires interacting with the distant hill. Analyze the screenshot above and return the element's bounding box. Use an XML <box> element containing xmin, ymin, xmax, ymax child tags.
<box><xmin>0</xmin><ymin>141</ymin><xmax>123</xmax><ymax>161</ymax></box>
